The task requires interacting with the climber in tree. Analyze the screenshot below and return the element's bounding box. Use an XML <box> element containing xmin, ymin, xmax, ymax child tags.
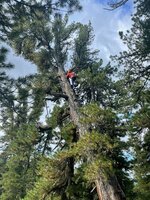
<box><xmin>66</xmin><ymin>68</ymin><xmax>77</xmax><ymax>89</ymax></box>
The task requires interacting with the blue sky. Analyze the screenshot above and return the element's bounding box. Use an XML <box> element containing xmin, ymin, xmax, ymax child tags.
<box><xmin>0</xmin><ymin>0</ymin><xmax>134</xmax><ymax>135</ymax></box>
<box><xmin>6</xmin><ymin>46</ymin><xmax>37</xmax><ymax>78</ymax></box>
<box><xmin>6</xmin><ymin>0</ymin><xmax>133</xmax><ymax>78</ymax></box>
<box><xmin>70</xmin><ymin>0</ymin><xmax>133</xmax><ymax>64</ymax></box>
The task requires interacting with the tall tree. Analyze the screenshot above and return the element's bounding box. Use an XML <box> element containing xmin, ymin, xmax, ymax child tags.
<box><xmin>0</xmin><ymin>44</ymin><xmax>14</xmax><ymax>196</ymax></box>
<box><xmin>112</xmin><ymin>0</ymin><xmax>150</xmax><ymax>199</ymax></box>
<box><xmin>0</xmin><ymin>1</ymin><xmax>131</xmax><ymax>200</ymax></box>
<box><xmin>113</xmin><ymin>0</ymin><xmax>150</xmax><ymax>83</ymax></box>
<box><xmin>0</xmin><ymin>74</ymin><xmax>47</xmax><ymax>199</ymax></box>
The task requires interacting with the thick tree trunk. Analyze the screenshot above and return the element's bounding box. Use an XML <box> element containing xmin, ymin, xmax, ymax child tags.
<box><xmin>58</xmin><ymin>67</ymin><xmax>86</xmax><ymax>136</ymax></box>
<box><xmin>95</xmin><ymin>175</ymin><xmax>126</xmax><ymax>200</ymax></box>
<box><xmin>57</xmin><ymin>66</ymin><xmax>126</xmax><ymax>200</ymax></box>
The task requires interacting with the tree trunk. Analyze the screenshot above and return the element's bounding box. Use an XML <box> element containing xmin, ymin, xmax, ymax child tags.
<box><xmin>95</xmin><ymin>175</ymin><xmax>126</xmax><ymax>200</ymax></box>
<box><xmin>58</xmin><ymin>67</ymin><xmax>86</xmax><ymax>136</ymax></box>
<box><xmin>57</xmin><ymin>66</ymin><xmax>126</xmax><ymax>200</ymax></box>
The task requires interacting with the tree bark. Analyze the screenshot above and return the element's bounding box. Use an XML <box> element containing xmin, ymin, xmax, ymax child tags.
<box><xmin>95</xmin><ymin>175</ymin><xmax>126</xmax><ymax>200</ymax></box>
<box><xmin>57</xmin><ymin>66</ymin><xmax>126</xmax><ymax>200</ymax></box>
<box><xmin>58</xmin><ymin>66</ymin><xmax>86</xmax><ymax>136</ymax></box>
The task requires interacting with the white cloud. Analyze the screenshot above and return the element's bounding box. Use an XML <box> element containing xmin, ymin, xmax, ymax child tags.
<box><xmin>4</xmin><ymin>0</ymin><xmax>133</xmax><ymax>74</ymax></box>
<box><xmin>6</xmin><ymin>46</ymin><xmax>37</xmax><ymax>78</ymax></box>
<box><xmin>70</xmin><ymin>0</ymin><xmax>133</xmax><ymax>64</ymax></box>
<box><xmin>0</xmin><ymin>1</ymin><xmax>134</xmax><ymax>137</ymax></box>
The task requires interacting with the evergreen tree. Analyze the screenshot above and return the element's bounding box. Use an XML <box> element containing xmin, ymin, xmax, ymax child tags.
<box><xmin>0</xmin><ymin>1</ymin><xmax>134</xmax><ymax>200</ymax></box>
<box><xmin>131</xmin><ymin>91</ymin><xmax>150</xmax><ymax>200</ymax></box>
<box><xmin>113</xmin><ymin>0</ymin><xmax>150</xmax><ymax>83</ymax></box>
<box><xmin>112</xmin><ymin>0</ymin><xmax>150</xmax><ymax>199</ymax></box>
<box><xmin>0</xmin><ymin>75</ymin><xmax>46</xmax><ymax>199</ymax></box>
<box><xmin>0</xmin><ymin>44</ymin><xmax>14</xmax><ymax>197</ymax></box>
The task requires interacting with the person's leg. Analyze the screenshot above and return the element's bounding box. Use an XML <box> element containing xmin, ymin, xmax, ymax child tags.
<box><xmin>72</xmin><ymin>77</ymin><xmax>77</xmax><ymax>87</ymax></box>
<box><xmin>69</xmin><ymin>78</ymin><xmax>73</xmax><ymax>88</ymax></box>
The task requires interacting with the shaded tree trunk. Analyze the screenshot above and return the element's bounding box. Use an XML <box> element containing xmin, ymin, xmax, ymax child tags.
<box><xmin>95</xmin><ymin>175</ymin><xmax>126</xmax><ymax>200</ymax></box>
<box><xmin>57</xmin><ymin>66</ymin><xmax>126</xmax><ymax>200</ymax></box>
<box><xmin>58</xmin><ymin>66</ymin><xmax>86</xmax><ymax>136</ymax></box>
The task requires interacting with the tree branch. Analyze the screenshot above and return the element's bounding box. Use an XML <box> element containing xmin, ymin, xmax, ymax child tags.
<box><xmin>45</xmin><ymin>91</ymin><xmax>68</xmax><ymax>101</ymax></box>
<box><xmin>105</xmin><ymin>0</ymin><xmax>129</xmax><ymax>10</ymax></box>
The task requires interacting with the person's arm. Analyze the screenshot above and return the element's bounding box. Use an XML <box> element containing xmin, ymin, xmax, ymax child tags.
<box><xmin>66</xmin><ymin>72</ymin><xmax>69</xmax><ymax>78</ymax></box>
<box><xmin>66</xmin><ymin>72</ymin><xmax>68</xmax><ymax>78</ymax></box>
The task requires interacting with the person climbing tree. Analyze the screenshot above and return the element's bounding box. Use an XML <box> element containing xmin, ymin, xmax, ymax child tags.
<box><xmin>66</xmin><ymin>68</ymin><xmax>77</xmax><ymax>89</ymax></box>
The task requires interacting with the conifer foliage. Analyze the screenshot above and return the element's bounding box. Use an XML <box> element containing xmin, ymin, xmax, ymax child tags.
<box><xmin>0</xmin><ymin>0</ymin><xmax>149</xmax><ymax>200</ymax></box>
<box><xmin>112</xmin><ymin>0</ymin><xmax>150</xmax><ymax>199</ymax></box>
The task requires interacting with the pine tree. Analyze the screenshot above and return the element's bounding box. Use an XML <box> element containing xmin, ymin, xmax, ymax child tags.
<box><xmin>112</xmin><ymin>0</ymin><xmax>150</xmax><ymax>199</ymax></box>
<box><xmin>0</xmin><ymin>75</ymin><xmax>47</xmax><ymax>199</ymax></box>
<box><xmin>0</xmin><ymin>1</ymin><xmax>133</xmax><ymax>200</ymax></box>
<box><xmin>113</xmin><ymin>0</ymin><xmax>150</xmax><ymax>83</ymax></box>
<box><xmin>131</xmin><ymin>92</ymin><xmax>150</xmax><ymax>200</ymax></box>
<box><xmin>0</xmin><ymin>44</ymin><xmax>14</xmax><ymax>197</ymax></box>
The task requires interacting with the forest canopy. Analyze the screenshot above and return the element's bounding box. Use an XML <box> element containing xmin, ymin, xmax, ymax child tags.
<box><xmin>0</xmin><ymin>0</ymin><xmax>149</xmax><ymax>200</ymax></box>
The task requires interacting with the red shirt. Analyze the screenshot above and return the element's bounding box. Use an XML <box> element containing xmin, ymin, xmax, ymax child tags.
<box><xmin>66</xmin><ymin>71</ymin><xmax>76</xmax><ymax>79</ymax></box>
